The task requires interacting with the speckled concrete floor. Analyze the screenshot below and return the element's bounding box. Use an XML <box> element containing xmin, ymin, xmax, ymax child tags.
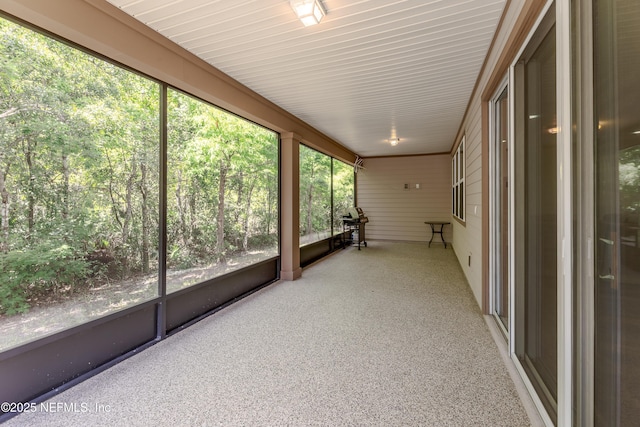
<box><xmin>6</xmin><ymin>241</ymin><xmax>532</xmax><ymax>426</ymax></box>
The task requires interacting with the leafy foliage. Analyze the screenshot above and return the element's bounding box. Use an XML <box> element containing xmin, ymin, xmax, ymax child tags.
<box><xmin>299</xmin><ymin>145</ymin><xmax>331</xmax><ymax>240</ymax></box>
<box><xmin>333</xmin><ymin>159</ymin><xmax>355</xmax><ymax>232</ymax></box>
<box><xmin>620</xmin><ymin>145</ymin><xmax>640</xmax><ymax>216</ymax></box>
<box><xmin>0</xmin><ymin>243</ymin><xmax>89</xmax><ymax>315</ymax></box>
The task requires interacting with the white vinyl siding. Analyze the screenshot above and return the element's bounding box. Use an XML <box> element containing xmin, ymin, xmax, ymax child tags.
<box><xmin>357</xmin><ymin>155</ymin><xmax>451</xmax><ymax>243</ymax></box>
<box><xmin>452</xmin><ymin>0</ymin><xmax>529</xmax><ymax>306</ymax></box>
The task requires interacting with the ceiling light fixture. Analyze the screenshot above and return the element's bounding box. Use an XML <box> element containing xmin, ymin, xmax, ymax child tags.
<box><xmin>290</xmin><ymin>0</ymin><xmax>326</xmax><ymax>26</ymax></box>
<box><xmin>389</xmin><ymin>138</ymin><xmax>399</xmax><ymax>146</ymax></box>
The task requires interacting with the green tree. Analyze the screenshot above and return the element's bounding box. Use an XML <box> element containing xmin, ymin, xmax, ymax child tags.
<box><xmin>299</xmin><ymin>146</ymin><xmax>331</xmax><ymax>239</ymax></box>
<box><xmin>0</xmin><ymin>18</ymin><xmax>159</xmax><ymax>314</ymax></box>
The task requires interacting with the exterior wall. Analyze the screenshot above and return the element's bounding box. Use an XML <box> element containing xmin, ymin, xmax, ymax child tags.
<box><xmin>451</xmin><ymin>0</ymin><xmax>545</xmax><ymax>309</ymax></box>
<box><xmin>357</xmin><ymin>155</ymin><xmax>451</xmax><ymax>243</ymax></box>
<box><xmin>452</xmin><ymin>109</ymin><xmax>484</xmax><ymax>305</ymax></box>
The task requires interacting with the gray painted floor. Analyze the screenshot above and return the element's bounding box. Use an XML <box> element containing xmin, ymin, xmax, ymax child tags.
<box><xmin>6</xmin><ymin>241</ymin><xmax>532</xmax><ymax>426</ymax></box>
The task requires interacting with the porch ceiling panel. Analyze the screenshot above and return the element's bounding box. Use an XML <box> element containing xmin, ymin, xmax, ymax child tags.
<box><xmin>106</xmin><ymin>0</ymin><xmax>506</xmax><ymax>157</ymax></box>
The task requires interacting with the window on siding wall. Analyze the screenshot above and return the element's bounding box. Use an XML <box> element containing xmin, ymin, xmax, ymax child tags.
<box><xmin>452</xmin><ymin>136</ymin><xmax>465</xmax><ymax>221</ymax></box>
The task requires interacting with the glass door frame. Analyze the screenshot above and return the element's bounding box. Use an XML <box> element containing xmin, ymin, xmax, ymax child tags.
<box><xmin>556</xmin><ymin>1</ymin><xmax>574</xmax><ymax>425</ymax></box>
<box><xmin>489</xmin><ymin>78</ymin><xmax>512</xmax><ymax>341</ymax></box>
<box><xmin>572</xmin><ymin>1</ymin><xmax>595</xmax><ymax>426</ymax></box>
<box><xmin>502</xmin><ymin>1</ymin><xmax>574</xmax><ymax>425</ymax></box>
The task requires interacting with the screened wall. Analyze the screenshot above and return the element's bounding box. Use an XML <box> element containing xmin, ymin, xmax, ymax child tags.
<box><xmin>298</xmin><ymin>145</ymin><xmax>355</xmax><ymax>264</ymax></box>
<box><xmin>0</xmin><ymin>18</ymin><xmax>161</xmax><ymax>349</ymax></box>
<box><xmin>0</xmin><ymin>16</ymin><xmax>280</xmax><ymax>349</ymax></box>
<box><xmin>299</xmin><ymin>145</ymin><xmax>332</xmax><ymax>246</ymax></box>
<box><xmin>299</xmin><ymin>145</ymin><xmax>355</xmax><ymax>246</ymax></box>
<box><xmin>0</xmin><ymin>15</ymin><xmax>280</xmax><ymax>409</ymax></box>
<box><xmin>166</xmin><ymin>89</ymin><xmax>279</xmax><ymax>293</ymax></box>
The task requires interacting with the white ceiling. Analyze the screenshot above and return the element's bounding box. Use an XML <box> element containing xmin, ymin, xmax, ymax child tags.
<box><xmin>106</xmin><ymin>0</ymin><xmax>506</xmax><ymax>157</ymax></box>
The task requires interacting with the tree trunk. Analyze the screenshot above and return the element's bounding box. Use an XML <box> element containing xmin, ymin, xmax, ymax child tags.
<box><xmin>175</xmin><ymin>169</ymin><xmax>190</xmax><ymax>249</ymax></box>
<box><xmin>139</xmin><ymin>161</ymin><xmax>149</xmax><ymax>274</ymax></box>
<box><xmin>122</xmin><ymin>159</ymin><xmax>136</xmax><ymax>242</ymax></box>
<box><xmin>62</xmin><ymin>154</ymin><xmax>70</xmax><ymax>220</ymax></box>
<box><xmin>266</xmin><ymin>181</ymin><xmax>274</xmax><ymax>236</ymax></box>
<box><xmin>216</xmin><ymin>159</ymin><xmax>228</xmax><ymax>263</ymax></box>
<box><xmin>242</xmin><ymin>180</ymin><xmax>255</xmax><ymax>253</ymax></box>
<box><xmin>121</xmin><ymin>156</ymin><xmax>137</xmax><ymax>276</ymax></box>
<box><xmin>188</xmin><ymin>191</ymin><xmax>196</xmax><ymax>243</ymax></box>
<box><xmin>25</xmin><ymin>139</ymin><xmax>36</xmax><ymax>240</ymax></box>
<box><xmin>306</xmin><ymin>188</ymin><xmax>313</xmax><ymax>236</ymax></box>
<box><xmin>105</xmin><ymin>152</ymin><xmax>124</xmax><ymax>230</ymax></box>
<box><xmin>0</xmin><ymin>169</ymin><xmax>9</xmax><ymax>253</ymax></box>
<box><xmin>234</xmin><ymin>171</ymin><xmax>243</xmax><ymax>224</ymax></box>
<box><xmin>305</xmin><ymin>164</ymin><xmax>316</xmax><ymax>236</ymax></box>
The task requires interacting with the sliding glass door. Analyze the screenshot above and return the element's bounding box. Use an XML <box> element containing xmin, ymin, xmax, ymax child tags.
<box><xmin>491</xmin><ymin>1</ymin><xmax>640</xmax><ymax>424</ymax></box>
<box><xmin>513</xmin><ymin>14</ymin><xmax>558</xmax><ymax>423</ymax></box>
<box><xmin>593</xmin><ymin>0</ymin><xmax>640</xmax><ymax>425</ymax></box>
